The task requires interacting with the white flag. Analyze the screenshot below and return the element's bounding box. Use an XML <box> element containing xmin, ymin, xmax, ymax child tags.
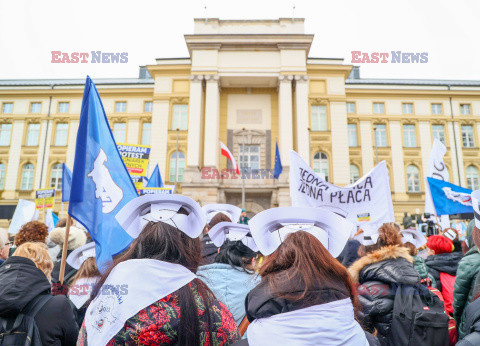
<box><xmin>289</xmin><ymin>150</ymin><xmax>394</xmax><ymax>234</ymax></box>
<box><xmin>425</xmin><ymin>139</ymin><xmax>450</xmax><ymax>228</ymax></box>
<box><xmin>8</xmin><ymin>199</ymin><xmax>36</xmax><ymax>235</ymax></box>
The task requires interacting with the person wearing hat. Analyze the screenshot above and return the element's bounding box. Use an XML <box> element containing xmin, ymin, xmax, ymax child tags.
<box><xmin>66</xmin><ymin>242</ymin><xmax>99</xmax><ymax>326</ymax></box>
<box><xmin>349</xmin><ymin>223</ymin><xmax>421</xmax><ymax>345</ymax></box>
<box><xmin>454</xmin><ymin>190</ymin><xmax>480</xmax><ymax>339</ymax></box>
<box><xmin>243</xmin><ymin>207</ymin><xmax>369</xmax><ymax>345</ymax></box>
<box><xmin>49</xmin><ymin>222</ymin><xmax>87</xmax><ymax>283</ymax></box>
<box><xmin>78</xmin><ymin>195</ymin><xmax>240</xmax><ymax>345</ymax></box>
<box><xmin>238</xmin><ymin>209</ymin><xmax>250</xmax><ymax>225</ymax></box>
<box><xmin>197</xmin><ymin>222</ymin><xmax>260</xmax><ymax>326</ymax></box>
<box><xmin>201</xmin><ymin>204</ymin><xmax>242</xmax><ymax>265</ymax></box>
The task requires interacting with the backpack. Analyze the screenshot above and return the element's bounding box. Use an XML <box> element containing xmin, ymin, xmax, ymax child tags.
<box><xmin>388</xmin><ymin>284</ymin><xmax>449</xmax><ymax>346</ymax></box>
<box><xmin>0</xmin><ymin>294</ymin><xmax>52</xmax><ymax>346</ymax></box>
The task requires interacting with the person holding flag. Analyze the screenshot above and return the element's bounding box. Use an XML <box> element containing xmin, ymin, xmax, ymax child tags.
<box><xmin>68</xmin><ymin>76</ymin><xmax>138</xmax><ymax>274</ymax></box>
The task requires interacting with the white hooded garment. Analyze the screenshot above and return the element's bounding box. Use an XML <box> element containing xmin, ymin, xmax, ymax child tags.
<box><xmin>246</xmin><ymin>298</ymin><xmax>368</xmax><ymax>346</ymax></box>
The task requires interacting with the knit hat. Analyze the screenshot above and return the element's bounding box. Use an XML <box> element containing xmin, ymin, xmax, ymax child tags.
<box><xmin>49</xmin><ymin>226</ymin><xmax>87</xmax><ymax>251</ymax></box>
<box><xmin>427</xmin><ymin>235</ymin><xmax>453</xmax><ymax>254</ymax></box>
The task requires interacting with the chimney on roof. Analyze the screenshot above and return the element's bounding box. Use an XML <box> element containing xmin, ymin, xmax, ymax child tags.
<box><xmin>348</xmin><ymin>66</ymin><xmax>360</xmax><ymax>79</ymax></box>
<box><xmin>139</xmin><ymin>66</ymin><xmax>151</xmax><ymax>79</ymax></box>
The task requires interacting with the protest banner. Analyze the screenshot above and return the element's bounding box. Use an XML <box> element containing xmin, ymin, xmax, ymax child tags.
<box><xmin>427</xmin><ymin>177</ymin><xmax>473</xmax><ymax>215</ymax></box>
<box><xmin>289</xmin><ymin>150</ymin><xmax>394</xmax><ymax>234</ymax></box>
<box><xmin>117</xmin><ymin>143</ymin><xmax>151</xmax><ymax>189</ymax></box>
<box><xmin>140</xmin><ymin>185</ymin><xmax>175</xmax><ymax>195</ymax></box>
<box><xmin>35</xmin><ymin>188</ymin><xmax>56</xmax><ymax>210</ymax></box>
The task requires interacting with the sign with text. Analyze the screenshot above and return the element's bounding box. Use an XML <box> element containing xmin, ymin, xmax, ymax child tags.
<box><xmin>140</xmin><ymin>186</ymin><xmax>175</xmax><ymax>195</ymax></box>
<box><xmin>35</xmin><ymin>188</ymin><xmax>56</xmax><ymax>209</ymax></box>
<box><xmin>117</xmin><ymin>143</ymin><xmax>150</xmax><ymax>190</ymax></box>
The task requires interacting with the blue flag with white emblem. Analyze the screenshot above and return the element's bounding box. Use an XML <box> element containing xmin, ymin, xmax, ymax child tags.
<box><xmin>274</xmin><ymin>141</ymin><xmax>283</xmax><ymax>179</ymax></box>
<box><xmin>427</xmin><ymin>177</ymin><xmax>473</xmax><ymax>215</ymax></box>
<box><xmin>69</xmin><ymin>76</ymin><xmax>138</xmax><ymax>273</ymax></box>
<box><xmin>61</xmin><ymin>163</ymin><xmax>72</xmax><ymax>202</ymax></box>
<box><xmin>146</xmin><ymin>164</ymin><xmax>164</xmax><ymax>188</ymax></box>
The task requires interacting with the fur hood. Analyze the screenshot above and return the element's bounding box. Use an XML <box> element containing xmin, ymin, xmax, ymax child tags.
<box><xmin>49</xmin><ymin>226</ymin><xmax>87</xmax><ymax>251</ymax></box>
<box><xmin>349</xmin><ymin>245</ymin><xmax>413</xmax><ymax>283</ymax></box>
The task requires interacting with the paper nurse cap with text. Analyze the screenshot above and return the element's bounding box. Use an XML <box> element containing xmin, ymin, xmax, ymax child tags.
<box><xmin>400</xmin><ymin>228</ymin><xmax>427</xmax><ymax>248</ymax></box>
<box><xmin>472</xmin><ymin>190</ymin><xmax>480</xmax><ymax>228</ymax></box>
<box><xmin>208</xmin><ymin>222</ymin><xmax>258</xmax><ymax>252</ymax></box>
<box><xmin>115</xmin><ymin>194</ymin><xmax>206</xmax><ymax>239</ymax></box>
<box><xmin>202</xmin><ymin>204</ymin><xmax>242</xmax><ymax>224</ymax></box>
<box><xmin>248</xmin><ymin>207</ymin><xmax>354</xmax><ymax>257</ymax></box>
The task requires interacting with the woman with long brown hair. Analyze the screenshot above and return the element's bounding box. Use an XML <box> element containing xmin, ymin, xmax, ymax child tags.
<box><xmin>244</xmin><ymin>207</ymin><xmax>368</xmax><ymax>345</ymax></box>
<box><xmin>77</xmin><ymin>195</ymin><xmax>240</xmax><ymax>346</ymax></box>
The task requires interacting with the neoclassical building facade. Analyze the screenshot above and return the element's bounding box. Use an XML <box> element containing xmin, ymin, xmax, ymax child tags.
<box><xmin>0</xmin><ymin>18</ymin><xmax>480</xmax><ymax>227</ymax></box>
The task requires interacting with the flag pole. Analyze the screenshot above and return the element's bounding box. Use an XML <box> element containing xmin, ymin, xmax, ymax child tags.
<box><xmin>61</xmin><ymin>202</ymin><xmax>64</xmax><ymax>219</ymax></box>
<box><xmin>241</xmin><ymin>128</ymin><xmax>246</xmax><ymax>210</ymax></box>
<box><xmin>175</xmin><ymin>128</ymin><xmax>179</xmax><ymax>189</ymax></box>
<box><xmin>58</xmin><ymin>215</ymin><xmax>72</xmax><ymax>285</ymax></box>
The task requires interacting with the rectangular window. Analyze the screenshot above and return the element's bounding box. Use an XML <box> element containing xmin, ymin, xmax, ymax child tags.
<box><xmin>346</xmin><ymin>102</ymin><xmax>356</xmax><ymax>114</ymax></box>
<box><xmin>30</xmin><ymin>102</ymin><xmax>41</xmax><ymax>113</ymax></box>
<box><xmin>142</xmin><ymin>122</ymin><xmax>151</xmax><ymax>146</ymax></box>
<box><xmin>239</xmin><ymin>145</ymin><xmax>260</xmax><ymax>171</ymax></box>
<box><xmin>462</xmin><ymin>125</ymin><xmax>475</xmax><ymax>148</ymax></box>
<box><xmin>2</xmin><ymin>103</ymin><xmax>13</xmax><ymax>114</ymax></box>
<box><xmin>58</xmin><ymin>102</ymin><xmax>69</xmax><ymax>113</ymax></box>
<box><xmin>431</xmin><ymin>103</ymin><xmax>443</xmax><ymax>115</ymax></box>
<box><xmin>373</xmin><ymin>102</ymin><xmax>385</xmax><ymax>114</ymax></box>
<box><xmin>171</xmin><ymin>104</ymin><xmax>188</xmax><ymax>130</ymax></box>
<box><xmin>311</xmin><ymin>105</ymin><xmax>327</xmax><ymax>131</ymax></box>
<box><xmin>402</xmin><ymin>103</ymin><xmax>413</xmax><ymax>114</ymax></box>
<box><xmin>26</xmin><ymin>123</ymin><xmax>40</xmax><ymax>146</ymax></box>
<box><xmin>348</xmin><ymin>124</ymin><xmax>358</xmax><ymax>147</ymax></box>
<box><xmin>432</xmin><ymin>125</ymin><xmax>446</xmax><ymax>144</ymax></box>
<box><xmin>54</xmin><ymin>123</ymin><xmax>69</xmax><ymax>146</ymax></box>
<box><xmin>460</xmin><ymin>104</ymin><xmax>471</xmax><ymax>115</ymax></box>
<box><xmin>403</xmin><ymin>124</ymin><xmax>417</xmax><ymax>147</ymax></box>
<box><xmin>113</xmin><ymin>123</ymin><xmax>127</xmax><ymax>143</ymax></box>
<box><xmin>144</xmin><ymin>101</ymin><xmax>153</xmax><ymax>113</ymax></box>
<box><xmin>115</xmin><ymin>101</ymin><xmax>127</xmax><ymax>113</ymax></box>
<box><xmin>374</xmin><ymin>124</ymin><xmax>387</xmax><ymax>147</ymax></box>
<box><xmin>0</xmin><ymin>124</ymin><xmax>12</xmax><ymax>146</ymax></box>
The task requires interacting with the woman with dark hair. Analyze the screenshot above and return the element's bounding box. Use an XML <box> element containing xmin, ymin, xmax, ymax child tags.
<box><xmin>349</xmin><ymin>223</ymin><xmax>421</xmax><ymax>344</ymax></box>
<box><xmin>198</xmin><ymin>222</ymin><xmax>260</xmax><ymax>325</ymax></box>
<box><xmin>77</xmin><ymin>195</ymin><xmax>240</xmax><ymax>345</ymax></box>
<box><xmin>244</xmin><ymin>207</ymin><xmax>369</xmax><ymax>345</ymax></box>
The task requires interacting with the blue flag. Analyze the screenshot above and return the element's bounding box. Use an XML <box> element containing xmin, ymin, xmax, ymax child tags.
<box><xmin>68</xmin><ymin>76</ymin><xmax>138</xmax><ymax>273</ymax></box>
<box><xmin>146</xmin><ymin>164</ymin><xmax>164</xmax><ymax>188</ymax></box>
<box><xmin>427</xmin><ymin>177</ymin><xmax>473</xmax><ymax>215</ymax></box>
<box><xmin>274</xmin><ymin>141</ymin><xmax>283</xmax><ymax>179</ymax></box>
<box><xmin>61</xmin><ymin>163</ymin><xmax>72</xmax><ymax>202</ymax></box>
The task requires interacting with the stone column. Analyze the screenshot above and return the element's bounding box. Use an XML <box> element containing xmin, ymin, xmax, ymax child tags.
<box><xmin>203</xmin><ymin>75</ymin><xmax>220</xmax><ymax>168</ymax></box>
<box><xmin>360</xmin><ymin>121</ymin><xmax>374</xmax><ymax>172</ymax></box>
<box><xmin>127</xmin><ymin>119</ymin><xmax>140</xmax><ymax>145</ymax></box>
<box><xmin>294</xmin><ymin>75</ymin><xmax>310</xmax><ymax>164</ymax></box>
<box><xmin>389</xmin><ymin>121</ymin><xmax>406</xmax><ymax>193</ymax></box>
<box><xmin>330</xmin><ymin>101</ymin><xmax>350</xmax><ymax>185</ymax></box>
<box><xmin>35</xmin><ymin>120</ymin><xmax>51</xmax><ymax>190</ymax></box>
<box><xmin>66</xmin><ymin>120</ymin><xmax>79</xmax><ymax>169</ymax></box>
<box><xmin>150</xmin><ymin>100</ymin><xmax>169</xmax><ymax>177</ymax></box>
<box><xmin>186</xmin><ymin>75</ymin><xmax>204</xmax><ymax>168</ymax></box>
<box><xmin>278</xmin><ymin>75</ymin><xmax>294</xmax><ymax>167</ymax></box>
<box><xmin>4</xmin><ymin>120</ymin><xmax>25</xmax><ymax>196</ymax></box>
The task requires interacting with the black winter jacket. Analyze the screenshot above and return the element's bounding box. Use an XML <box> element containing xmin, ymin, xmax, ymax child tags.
<box><xmin>457</xmin><ymin>297</ymin><xmax>480</xmax><ymax>346</ymax></box>
<box><xmin>0</xmin><ymin>256</ymin><xmax>78</xmax><ymax>345</ymax></box>
<box><xmin>425</xmin><ymin>252</ymin><xmax>462</xmax><ymax>292</ymax></box>
<box><xmin>201</xmin><ymin>234</ymin><xmax>219</xmax><ymax>265</ymax></box>
<box><xmin>349</xmin><ymin>245</ymin><xmax>420</xmax><ymax>344</ymax></box>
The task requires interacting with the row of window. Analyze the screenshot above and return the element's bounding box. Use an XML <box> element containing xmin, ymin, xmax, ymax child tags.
<box><xmin>1</xmin><ymin>101</ymin><xmax>154</xmax><ymax>114</ymax></box>
<box><xmin>345</xmin><ymin>102</ymin><xmax>473</xmax><ymax>115</ymax></box>
<box><xmin>346</xmin><ymin>123</ymin><xmax>477</xmax><ymax>148</ymax></box>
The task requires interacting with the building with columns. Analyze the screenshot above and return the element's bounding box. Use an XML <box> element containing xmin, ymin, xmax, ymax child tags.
<box><xmin>1</xmin><ymin>17</ymin><xmax>480</xmax><ymax>227</ymax></box>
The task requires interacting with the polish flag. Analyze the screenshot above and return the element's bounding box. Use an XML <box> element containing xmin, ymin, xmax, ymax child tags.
<box><xmin>220</xmin><ymin>141</ymin><xmax>240</xmax><ymax>175</ymax></box>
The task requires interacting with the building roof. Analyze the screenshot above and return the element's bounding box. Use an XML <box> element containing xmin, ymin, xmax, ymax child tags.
<box><xmin>346</xmin><ymin>78</ymin><xmax>480</xmax><ymax>87</ymax></box>
<box><xmin>0</xmin><ymin>78</ymin><xmax>153</xmax><ymax>87</ymax></box>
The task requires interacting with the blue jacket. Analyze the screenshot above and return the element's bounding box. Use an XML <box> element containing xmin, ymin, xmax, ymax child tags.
<box><xmin>198</xmin><ymin>263</ymin><xmax>260</xmax><ymax>326</ymax></box>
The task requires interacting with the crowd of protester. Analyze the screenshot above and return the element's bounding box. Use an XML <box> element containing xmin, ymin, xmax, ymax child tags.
<box><xmin>0</xmin><ymin>198</ymin><xmax>480</xmax><ymax>345</ymax></box>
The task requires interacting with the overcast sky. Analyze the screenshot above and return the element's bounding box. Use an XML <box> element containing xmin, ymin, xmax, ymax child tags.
<box><xmin>1</xmin><ymin>0</ymin><xmax>479</xmax><ymax>80</ymax></box>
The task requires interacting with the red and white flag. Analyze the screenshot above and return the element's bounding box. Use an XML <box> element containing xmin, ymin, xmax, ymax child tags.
<box><xmin>220</xmin><ymin>141</ymin><xmax>240</xmax><ymax>175</ymax></box>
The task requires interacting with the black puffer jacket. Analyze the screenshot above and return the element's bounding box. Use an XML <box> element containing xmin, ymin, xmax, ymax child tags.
<box><xmin>425</xmin><ymin>252</ymin><xmax>462</xmax><ymax>292</ymax></box>
<box><xmin>349</xmin><ymin>245</ymin><xmax>420</xmax><ymax>344</ymax></box>
<box><xmin>0</xmin><ymin>256</ymin><xmax>78</xmax><ymax>345</ymax></box>
<box><xmin>201</xmin><ymin>234</ymin><xmax>219</xmax><ymax>265</ymax></box>
<box><xmin>457</xmin><ymin>297</ymin><xmax>480</xmax><ymax>346</ymax></box>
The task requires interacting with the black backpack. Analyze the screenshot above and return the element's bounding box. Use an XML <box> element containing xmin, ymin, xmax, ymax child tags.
<box><xmin>389</xmin><ymin>284</ymin><xmax>449</xmax><ymax>346</ymax></box>
<box><xmin>0</xmin><ymin>294</ymin><xmax>52</xmax><ymax>346</ymax></box>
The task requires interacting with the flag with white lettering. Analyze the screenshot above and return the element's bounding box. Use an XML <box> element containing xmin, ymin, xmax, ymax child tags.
<box><xmin>289</xmin><ymin>150</ymin><xmax>394</xmax><ymax>234</ymax></box>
